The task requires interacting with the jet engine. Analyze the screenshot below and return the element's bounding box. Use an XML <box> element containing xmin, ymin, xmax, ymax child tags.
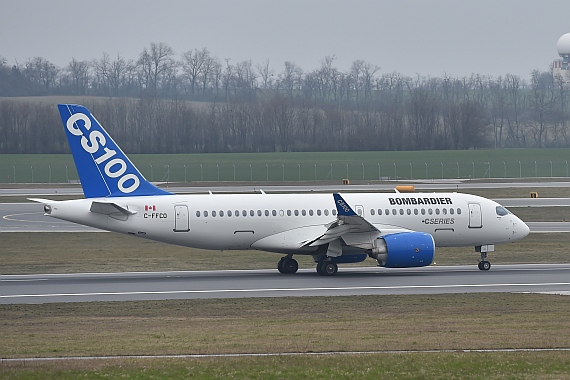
<box><xmin>369</xmin><ymin>232</ymin><xmax>435</xmax><ymax>268</ymax></box>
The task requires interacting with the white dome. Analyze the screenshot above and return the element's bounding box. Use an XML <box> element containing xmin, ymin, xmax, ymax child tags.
<box><xmin>557</xmin><ymin>33</ymin><xmax>570</xmax><ymax>56</ymax></box>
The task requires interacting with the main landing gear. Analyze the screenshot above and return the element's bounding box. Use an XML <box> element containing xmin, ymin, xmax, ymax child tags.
<box><xmin>316</xmin><ymin>260</ymin><xmax>338</xmax><ymax>276</ymax></box>
<box><xmin>277</xmin><ymin>255</ymin><xmax>298</xmax><ymax>274</ymax></box>
<box><xmin>277</xmin><ymin>256</ymin><xmax>339</xmax><ymax>276</ymax></box>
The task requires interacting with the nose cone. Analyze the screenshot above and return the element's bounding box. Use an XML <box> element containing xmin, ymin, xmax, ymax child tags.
<box><xmin>515</xmin><ymin>217</ymin><xmax>530</xmax><ymax>239</ymax></box>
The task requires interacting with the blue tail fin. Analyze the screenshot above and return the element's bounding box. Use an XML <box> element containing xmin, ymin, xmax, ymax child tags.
<box><xmin>58</xmin><ymin>104</ymin><xmax>172</xmax><ymax>198</ymax></box>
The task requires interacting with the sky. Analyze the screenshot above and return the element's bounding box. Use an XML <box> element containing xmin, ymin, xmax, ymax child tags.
<box><xmin>1</xmin><ymin>0</ymin><xmax>569</xmax><ymax>81</ymax></box>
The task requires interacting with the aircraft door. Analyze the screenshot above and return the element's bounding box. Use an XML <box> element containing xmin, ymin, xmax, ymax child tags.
<box><xmin>173</xmin><ymin>205</ymin><xmax>190</xmax><ymax>232</ymax></box>
<box><xmin>468</xmin><ymin>203</ymin><xmax>482</xmax><ymax>228</ymax></box>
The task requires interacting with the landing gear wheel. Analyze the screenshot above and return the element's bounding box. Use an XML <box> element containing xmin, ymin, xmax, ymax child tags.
<box><xmin>278</xmin><ymin>257</ymin><xmax>286</xmax><ymax>274</ymax></box>
<box><xmin>317</xmin><ymin>261</ymin><xmax>338</xmax><ymax>276</ymax></box>
<box><xmin>478</xmin><ymin>250</ymin><xmax>491</xmax><ymax>271</ymax></box>
<box><xmin>278</xmin><ymin>257</ymin><xmax>298</xmax><ymax>274</ymax></box>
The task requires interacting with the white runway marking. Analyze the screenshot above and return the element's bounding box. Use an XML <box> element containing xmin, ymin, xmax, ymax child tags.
<box><xmin>2</xmin><ymin>282</ymin><xmax>568</xmax><ymax>299</ymax></box>
<box><xmin>2</xmin><ymin>348</ymin><xmax>570</xmax><ymax>362</ymax></box>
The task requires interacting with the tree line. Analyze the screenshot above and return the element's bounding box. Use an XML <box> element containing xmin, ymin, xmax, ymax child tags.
<box><xmin>0</xmin><ymin>42</ymin><xmax>568</xmax><ymax>153</ymax></box>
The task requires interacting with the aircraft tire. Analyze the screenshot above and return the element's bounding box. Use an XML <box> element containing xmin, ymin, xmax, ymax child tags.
<box><xmin>318</xmin><ymin>261</ymin><xmax>338</xmax><ymax>276</ymax></box>
<box><xmin>278</xmin><ymin>257</ymin><xmax>286</xmax><ymax>274</ymax></box>
<box><xmin>280</xmin><ymin>258</ymin><xmax>298</xmax><ymax>274</ymax></box>
<box><xmin>481</xmin><ymin>261</ymin><xmax>491</xmax><ymax>270</ymax></box>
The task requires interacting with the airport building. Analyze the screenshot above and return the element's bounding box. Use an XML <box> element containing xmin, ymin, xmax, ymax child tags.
<box><xmin>552</xmin><ymin>32</ymin><xmax>570</xmax><ymax>83</ymax></box>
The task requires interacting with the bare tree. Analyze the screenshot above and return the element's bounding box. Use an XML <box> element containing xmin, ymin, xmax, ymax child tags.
<box><xmin>257</xmin><ymin>59</ymin><xmax>274</xmax><ymax>90</ymax></box>
<box><xmin>529</xmin><ymin>70</ymin><xmax>556</xmax><ymax>148</ymax></box>
<box><xmin>182</xmin><ymin>48</ymin><xmax>210</xmax><ymax>97</ymax></box>
<box><xmin>66</xmin><ymin>58</ymin><xmax>90</xmax><ymax>95</ymax></box>
<box><xmin>137</xmin><ymin>42</ymin><xmax>176</xmax><ymax>97</ymax></box>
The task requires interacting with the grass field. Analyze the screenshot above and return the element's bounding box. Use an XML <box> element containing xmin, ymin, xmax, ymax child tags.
<box><xmin>0</xmin><ymin>232</ymin><xmax>567</xmax><ymax>275</ymax></box>
<box><xmin>1</xmin><ymin>294</ymin><xmax>569</xmax><ymax>379</ymax></box>
<box><xmin>1</xmin><ymin>148</ymin><xmax>569</xmax><ymax>183</ymax></box>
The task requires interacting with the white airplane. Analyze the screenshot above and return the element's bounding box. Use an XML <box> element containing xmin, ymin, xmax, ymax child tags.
<box><xmin>30</xmin><ymin>104</ymin><xmax>530</xmax><ymax>276</ymax></box>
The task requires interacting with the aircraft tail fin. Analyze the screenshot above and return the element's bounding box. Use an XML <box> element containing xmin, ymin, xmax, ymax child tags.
<box><xmin>58</xmin><ymin>104</ymin><xmax>172</xmax><ymax>198</ymax></box>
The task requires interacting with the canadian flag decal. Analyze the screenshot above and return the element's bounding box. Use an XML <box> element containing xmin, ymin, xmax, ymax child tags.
<box><xmin>145</xmin><ymin>205</ymin><xmax>156</xmax><ymax>211</ymax></box>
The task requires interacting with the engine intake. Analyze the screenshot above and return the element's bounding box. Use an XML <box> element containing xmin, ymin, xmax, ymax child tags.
<box><xmin>370</xmin><ymin>232</ymin><xmax>434</xmax><ymax>268</ymax></box>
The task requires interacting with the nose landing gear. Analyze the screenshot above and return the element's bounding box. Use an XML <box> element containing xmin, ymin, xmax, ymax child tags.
<box><xmin>478</xmin><ymin>251</ymin><xmax>491</xmax><ymax>271</ymax></box>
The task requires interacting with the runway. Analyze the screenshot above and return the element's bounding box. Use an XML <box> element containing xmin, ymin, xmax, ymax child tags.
<box><xmin>1</xmin><ymin>264</ymin><xmax>568</xmax><ymax>304</ymax></box>
<box><xmin>2</xmin><ymin>201</ymin><xmax>568</xmax><ymax>232</ymax></box>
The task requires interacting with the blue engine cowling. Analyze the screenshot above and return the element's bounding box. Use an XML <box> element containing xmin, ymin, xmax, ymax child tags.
<box><xmin>374</xmin><ymin>232</ymin><xmax>435</xmax><ymax>268</ymax></box>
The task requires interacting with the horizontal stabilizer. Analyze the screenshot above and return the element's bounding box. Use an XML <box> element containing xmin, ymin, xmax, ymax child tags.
<box><xmin>90</xmin><ymin>201</ymin><xmax>137</xmax><ymax>216</ymax></box>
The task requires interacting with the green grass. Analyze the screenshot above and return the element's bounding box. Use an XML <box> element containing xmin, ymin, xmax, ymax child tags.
<box><xmin>1</xmin><ymin>294</ymin><xmax>569</xmax><ymax>357</ymax></box>
<box><xmin>2</xmin><ymin>352</ymin><xmax>570</xmax><ymax>380</ymax></box>
<box><xmin>1</xmin><ymin>294</ymin><xmax>570</xmax><ymax>378</ymax></box>
<box><xmin>1</xmin><ymin>148</ymin><xmax>569</xmax><ymax>183</ymax></box>
<box><xmin>0</xmin><ymin>232</ymin><xmax>567</xmax><ymax>275</ymax></box>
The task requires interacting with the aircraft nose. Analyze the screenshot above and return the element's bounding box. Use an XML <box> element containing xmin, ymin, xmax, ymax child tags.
<box><xmin>516</xmin><ymin>218</ymin><xmax>530</xmax><ymax>237</ymax></box>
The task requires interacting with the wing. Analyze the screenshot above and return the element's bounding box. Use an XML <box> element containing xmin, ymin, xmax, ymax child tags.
<box><xmin>305</xmin><ymin>193</ymin><xmax>381</xmax><ymax>250</ymax></box>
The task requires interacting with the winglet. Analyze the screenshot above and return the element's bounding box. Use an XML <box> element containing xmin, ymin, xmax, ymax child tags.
<box><xmin>333</xmin><ymin>193</ymin><xmax>357</xmax><ymax>216</ymax></box>
<box><xmin>58</xmin><ymin>104</ymin><xmax>173</xmax><ymax>198</ymax></box>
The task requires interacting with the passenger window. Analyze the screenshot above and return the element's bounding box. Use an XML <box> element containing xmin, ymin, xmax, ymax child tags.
<box><xmin>227</xmin><ymin>210</ymin><xmax>232</xmax><ymax>217</ymax></box>
<box><xmin>294</xmin><ymin>210</ymin><xmax>299</xmax><ymax>216</ymax></box>
<box><xmin>421</xmin><ymin>209</ymin><xmax>426</xmax><ymax>215</ymax></box>
<box><xmin>272</xmin><ymin>210</ymin><xmax>277</xmax><ymax>216</ymax></box>
<box><xmin>457</xmin><ymin>208</ymin><xmax>462</xmax><ymax>215</ymax></box>
<box><xmin>257</xmin><ymin>210</ymin><xmax>262</xmax><ymax>216</ymax></box>
<box><xmin>414</xmin><ymin>209</ymin><xmax>418</xmax><ymax>215</ymax></box>
<box><xmin>309</xmin><ymin>209</ymin><xmax>314</xmax><ymax>216</ymax></box>
<box><xmin>392</xmin><ymin>209</ymin><xmax>397</xmax><ymax>215</ymax></box>
<box><xmin>407</xmin><ymin>209</ymin><xmax>411</xmax><ymax>215</ymax></box>
<box><xmin>324</xmin><ymin>209</ymin><xmax>329</xmax><ymax>216</ymax></box>
<box><xmin>212</xmin><ymin>211</ymin><xmax>216</xmax><ymax>217</ymax></box>
<box><xmin>236</xmin><ymin>210</ymin><xmax>240</xmax><ymax>217</ymax></box>
<box><xmin>250</xmin><ymin>210</ymin><xmax>255</xmax><ymax>217</ymax></box>
<box><xmin>428</xmin><ymin>208</ymin><xmax>433</xmax><ymax>215</ymax></box>
<box><xmin>204</xmin><ymin>211</ymin><xmax>208</xmax><ymax>217</ymax></box>
<box><xmin>332</xmin><ymin>210</ymin><xmax>337</xmax><ymax>216</ymax></box>
<box><xmin>242</xmin><ymin>210</ymin><xmax>247</xmax><ymax>217</ymax></box>
<box><xmin>287</xmin><ymin>210</ymin><xmax>292</xmax><ymax>216</ymax></box>
<box><xmin>399</xmin><ymin>209</ymin><xmax>404</xmax><ymax>215</ymax></box>
<box><xmin>317</xmin><ymin>209</ymin><xmax>321</xmax><ymax>216</ymax></box>
<box><xmin>196</xmin><ymin>211</ymin><xmax>201</xmax><ymax>217</ymax></box>
<box><xmin>370</xmin><ymin>209</ymin><xmax>375</xmax><ymax>216</ymax></box>
<box><xmin>450</xmin><ymin>208</ymin><xmax>454</xmax><ymax>215</ymax></box>
<box><xmin>220</xmin><ymin>210</ymin><xmax>224</xmax><ymax>217</ymax></box>
<box><xmin>302</xmin><ymin>210</ymin><xmax>306</xmax><ymax>216</ymax></box>
<box><xmin>385</xmin><ymin>209</ymin><xmax>389</xmax><ymax>215</ymax></box>
<box><xmin>443</xmin><ymin>208</ymin><xmax>447</xmax><ymax>215</ymax></box>
<box><xmin>378</xmin><ymin>209</ymin><xmax>383</xmax><ymax>215</ymax></box>
<box><xmin>265</xmin><ymin>210</ymin><xmax>269</xmax><ymax>216</ymax></box>
<box><xmin>435</xmin><ymin>208</ymin><xmax>440</xmax><ymax>215</ymax></box>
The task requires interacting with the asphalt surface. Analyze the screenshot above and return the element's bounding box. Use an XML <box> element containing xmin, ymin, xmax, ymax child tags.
<box><xmin>1</xmin><ymin>264</ymin><xmax>568</xmax><ymax>304</ymax></box>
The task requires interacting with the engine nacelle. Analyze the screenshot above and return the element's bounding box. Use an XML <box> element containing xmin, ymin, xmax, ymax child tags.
<box><xmin>370</xmin><ymin>232</ymin><xmax>435</xmax><ymax>268</ymax></box>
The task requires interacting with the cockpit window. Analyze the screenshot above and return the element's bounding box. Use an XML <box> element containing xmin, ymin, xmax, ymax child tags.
<box><xmin>496</xmin><ymin>206</ymin><xmax>509</xmax><ymax>216</ymax></box>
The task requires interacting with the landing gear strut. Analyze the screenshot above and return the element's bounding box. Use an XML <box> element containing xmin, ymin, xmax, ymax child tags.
<box><xmin>278</xmin><ymin>255</ymin><xmax>298</xmax><ymax>274</ymax></box>
<box><xmin>478</xmin><ymin>251</ymin><xmax>491</xmax><ymax>271</ymax></box>
<box><xmin>316</xmin><ymin>260</ymin><xmax>338</xmax><ymax>276</ymax></box>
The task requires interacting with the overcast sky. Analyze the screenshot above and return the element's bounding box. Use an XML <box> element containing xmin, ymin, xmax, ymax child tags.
<box><xmin>1</xmin><ymin>0</ymin><xmax>568</xmax><ymax>80</ymax></box>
